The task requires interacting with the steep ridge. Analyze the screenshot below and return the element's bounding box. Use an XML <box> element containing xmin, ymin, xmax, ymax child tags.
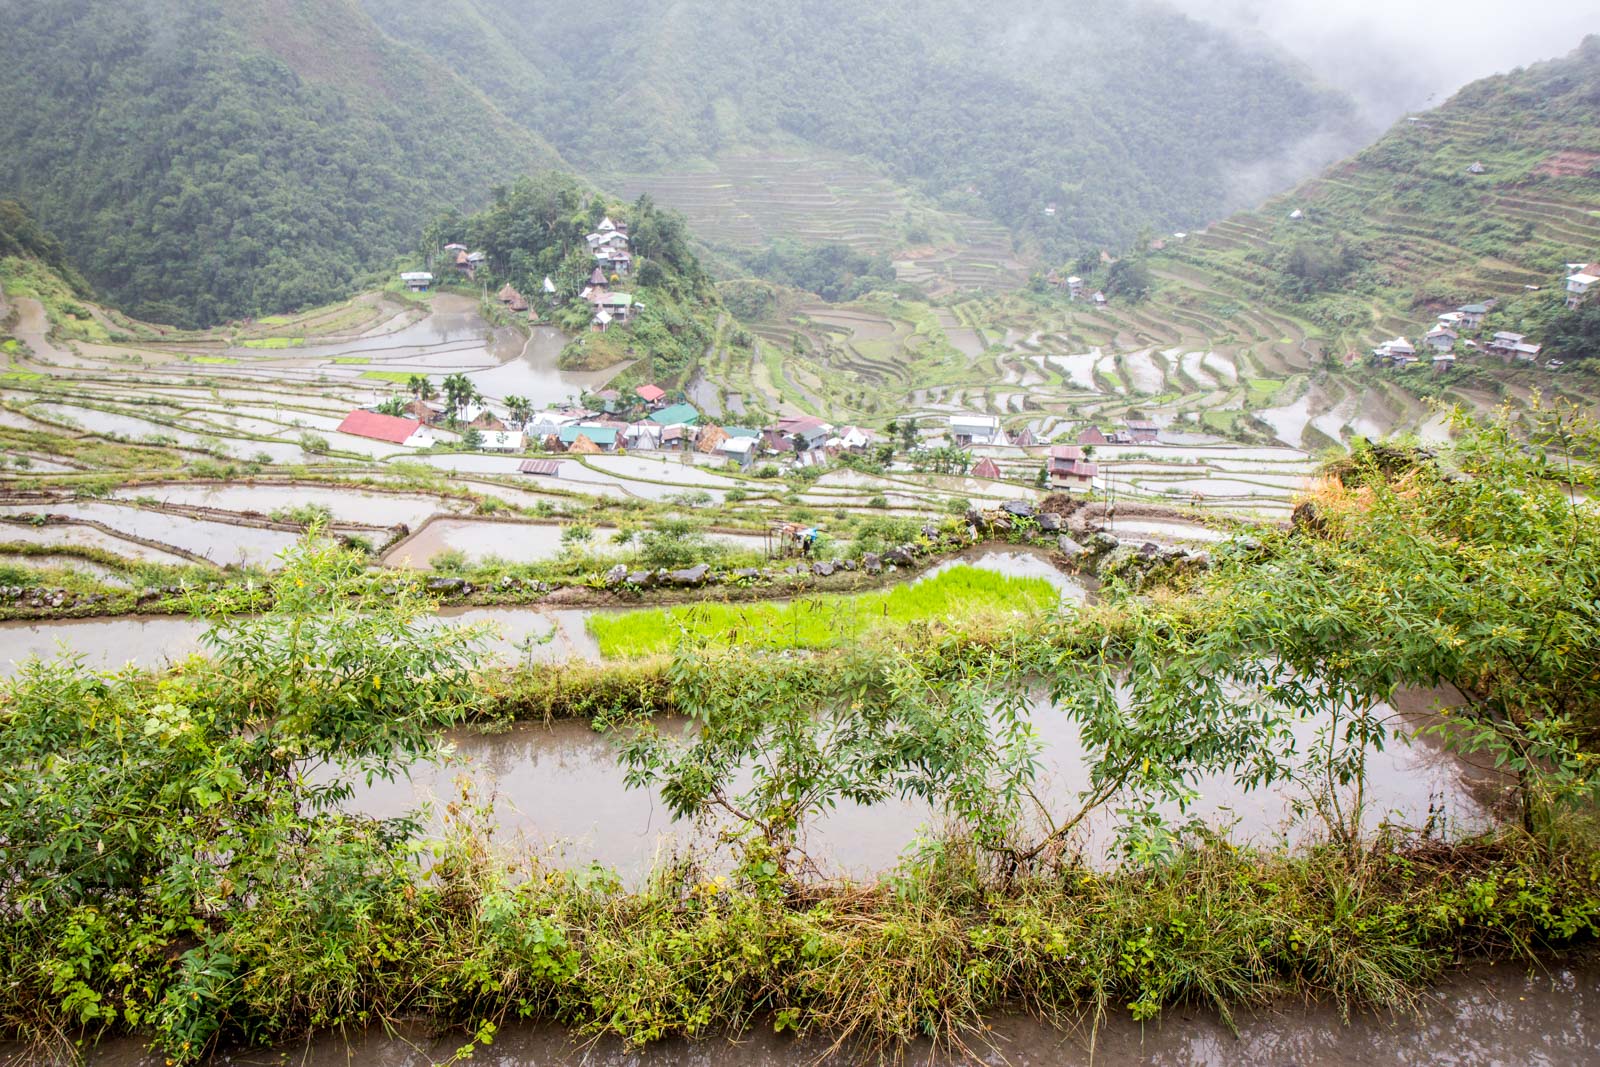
<box><xmin>0</xmin><ymin>0</ymin><xmax>564</xmax><ymax>327</ymax></box>
<box><xmin>1145</xmin><ymin>37</ymin><xmax>1600</xmax><ymax>356</ymax></box>
<box><xmin>361</xmin><ymin>0</ymin><xmax>1356</xmax><ymax>258</ymax></box>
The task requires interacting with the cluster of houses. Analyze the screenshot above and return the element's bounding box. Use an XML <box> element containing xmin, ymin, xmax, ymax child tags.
<box><xmin>1374</xmin><ymin>299</ymin><xmax>1546</xmax><ymax>370</ymax></box>
<box><xmin>402</xmin><ymin>217</ymin><xmax>643</xmax><ymax>335</ymax></box>
<box><xmin>332</xmin><ymin>385</ymin><xmax>889</xmax><ymax>471</ymax></box>
<box><xmin>1373</xmin><ymin>257</ymin><xmax>1598</xmax><ymax>372</ymax></box>
<box><xmin>330</xmin><ymin>391</ymin><xmax>1190</xmax><ymax>496</ymax></box>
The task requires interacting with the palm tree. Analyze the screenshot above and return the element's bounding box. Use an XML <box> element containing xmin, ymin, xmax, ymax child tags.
<box><xmin>406</xmin><ymin>374</ymin><xmax>436</xmax><ymax>402</ymax></box>
<box><xmin>505</xmin><ymin>395</ymin><xmax>533</xmax><ymax>425</ymax></box>
<box><xmin>441</xmin><ymin>373</ymin><xmax>474</xmax><ymax>425</ymax></box>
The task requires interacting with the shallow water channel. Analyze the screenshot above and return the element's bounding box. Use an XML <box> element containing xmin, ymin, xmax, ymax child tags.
<box><xmin>73</xmin><ymin>950</ymin><xmax>1600</xmax><ymax>1065</ymax></box>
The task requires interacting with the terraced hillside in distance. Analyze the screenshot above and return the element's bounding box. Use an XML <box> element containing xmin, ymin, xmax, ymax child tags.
<box><xmin>608</xmin><ymin>150</ymin><xmax>1031</xmax><ymax>297</ymax></box>
<box><xmin>695</xmin><ymin>284</ymin><xmax>1360</xmax><ymax>465</ymax></box>
<box><xmin>687</xmin><ymin>41</ymin><xmax>1600</xmax><ymax>458</ymax></box>
<box><xmin>1121</xmin><ymin>40</ymin><xmax>1600</xmax><ymax>439</ymax></box>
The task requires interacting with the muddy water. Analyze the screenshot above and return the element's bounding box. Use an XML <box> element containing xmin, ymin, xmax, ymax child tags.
<box><xmin>111</xmin><ymin>484</ymin><xmax>462</xmax><ymax>529</ymax></box>
<box><xmin>343</xmin><ymin>682</ymin><xmax>1492</xmax><ymax>884</ymax></box>
<box><xmin>73</xmin><ymin>949</ymin><xmax>1600</xmax><ymax>1065</ymax></box>
<box><xmin>0</xmin><ymin>607</ymin><xmax>599</xmax><ymax>677</ymax></box>
<box><xmin>0</xmin><ymin>553</ymin><xmax>1077</xmax><ymax>674</ymax></box>
<box><xmin>385</xmin><ymin>519</ymin><xmax>770</xmax><ymax>568</ymax></box>
<box><xmin>0</xmin><ymin>521</ymin><xmax>196</xmax><ymax>565</ymax></box>
<box><xmin>1106</xmin><ymin>519</ymin><xmax>1230</xmax><ymax>544</ymax></box>
<box><xmin>467</xmin><ymin>325</ymin><xmax>624</xmax><ymax>409</ymax></box>
<box><xmin>0</xmin><ymin>502</ymin><xmax>302</xmax><ymax>567</ymax></box>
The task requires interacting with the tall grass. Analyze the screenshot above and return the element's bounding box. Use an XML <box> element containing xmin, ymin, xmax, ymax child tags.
<box><xmin>587</xmin><ymin>565</ymin><xmax>1058</xmax><ymax>657</ymax></box>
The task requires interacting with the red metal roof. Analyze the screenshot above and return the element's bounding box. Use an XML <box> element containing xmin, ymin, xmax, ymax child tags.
<box><xmin>1049</xmin><ymin>445</ymin><xmax>1085</xmax><ymax>460</ymax></box>
<box><xmin>336</xmin><ymin>410</ymin><xmax>423</xmax><ymax>444</ymax></box>
<box><xmin>636</xmin><ymin>384</ymin><xmax>666</xmax><ymax>402</ymax></box>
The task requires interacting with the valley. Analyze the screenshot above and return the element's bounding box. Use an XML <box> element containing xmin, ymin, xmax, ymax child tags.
<box><xmin>0</xmin><ymin>9</ymin><xmax>1598</xmax><ymax>1067</ymax></box>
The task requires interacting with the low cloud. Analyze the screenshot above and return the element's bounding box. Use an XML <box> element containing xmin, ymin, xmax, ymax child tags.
<box><xmin>1169</xmin><ymin>0</ymin><xmax>1600</xmax><ymax>126</ymax></box>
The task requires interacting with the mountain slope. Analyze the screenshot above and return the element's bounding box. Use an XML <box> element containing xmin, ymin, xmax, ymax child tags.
<box><xmin>1145</xmin><ymin>36</ymin><xmax>1600</xmax><ymax>350</ymax></box>
<box><xmin>362</xmin><ymin>0</ymin><xmax>1356</xmax><ymax>258</ymax></box>
<box><xmin>0</xmin><ymin>0</ymin><xmax>564</xmax><ymax>327</ymax></box>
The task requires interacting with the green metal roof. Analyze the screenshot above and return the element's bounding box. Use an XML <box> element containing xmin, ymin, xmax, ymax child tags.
<box><xmin>558</xmin><ymin>425</ymin><xmax>618</xmax><ymax>446</ymax></box>
<box><xmin>648</xmin><ymin>403</ymin><xmax>700</xmax><ymax>426</ymax></box>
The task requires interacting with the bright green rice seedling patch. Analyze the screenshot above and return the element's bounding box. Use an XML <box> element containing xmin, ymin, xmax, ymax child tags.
<box><xmin>332</xmin><ymin>356</ymin><xmax>371</xmax><ymax>364</ymax></box>
<box><xmin>361</xmin><ymin>370</ymin><xmax>417</xmax><ymax>384</ymax></box>
<box><xmin>588</xmin><ymin>564</ymin><xmax>1058</xmax><ymax>657</ymax></box>
<box><xmin>240</xmin><ymin>337</ymin><xmax>304</xmax><ymax>349</ymax></box>
<box><xmin>187</xmin><ymin>356</ymin><xmax>238</xmax><ymax>365</ymax></box>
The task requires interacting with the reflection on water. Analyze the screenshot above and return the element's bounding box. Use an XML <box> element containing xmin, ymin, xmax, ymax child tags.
<box><xmin>342</xmin><ymin>683</ymin><xmax>1495</xmax><ymax>884</ymax></box>
<box><xmin>76</xmin><ymin>951</ymin><xmax>1600</xmax><ymax>1065</ymax></box>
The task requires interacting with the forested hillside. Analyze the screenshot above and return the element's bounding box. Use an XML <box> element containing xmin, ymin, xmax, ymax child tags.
<box><xmin>0</xmin><ymin>0</ymin><xmax>562</xmax><ymax>327</ymax></box>
<box><xmin>1145</xmin><ymin>36</ymin><xmax>1600</xmax><ymax>354</ymax></box>
<box><xmin>365</xmin><ymin>0</ymin><xmax>1355</xmax><ymax>258</ymax></box>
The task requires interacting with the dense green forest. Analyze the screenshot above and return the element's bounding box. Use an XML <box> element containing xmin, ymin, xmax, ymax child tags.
<box><xmin>362</xmin><ymin>0</ymin><xmax>1355</xmax><ymax>259</ymax></box>
<box><xmin>0</xmin><ymin>0</ymin><xmax>561</xmax><ymax>327</ymax></box>
<box><xmin>739</xmin><ymin>241</ymin><xmax>898</xmax><ymax>303</ymax></box>
<box><xmin>0</xmin><ymin>201</ymin><xmax>87</xmax><ymax>294</ymax></box>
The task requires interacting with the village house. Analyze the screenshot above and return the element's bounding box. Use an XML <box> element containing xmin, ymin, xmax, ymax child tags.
<box><xmin>832</xmin><ymin>425</ymin><xmax>878</xmax><ymax>453</ymax></box>
<box><xmin>478</xmin><ymin>430</ymin><xmax>525</xmax><ymax>452</ymax></box>
<box><xmin>635</xmin><ymin>384</ymin><xmax>667</xmax><ymax>409</ymax></box>
<box><xmin>1372</xmin><ymin>337</ymin><xmax>1417</xmax><ymax>366</ymax></box>
<box><xmin>1423</xmin><ymin>325</ymin><xmax>1457</xmax><ymax>353</ymax></box>
<box><xmin>1432</xmin><ymin>348</ymin><xmax>1457</xmax><ymax>372</ymax></box>
<box><xmin>1091</xmin><ymin>291</ymin><xmax>1108</xmax><ymax>307</ymax></box>
<box><xmin>1067</xmin><ymin>276</ymin><xmax>1084</xmax><ymax>299</ymax></box>
<box><xmin>1077</xmin><ymin>425</ymin><xmax>1108</xmax><ymax>446</ymax></box>
<box><xmin>650</xmin><ymin>402</ymin><xmax>701</xmax><ymax>429</ymax></box>
<box><xmin>1124</xmin><ymin>419</ymin><xmax>1161</xmax><ymax>444</ymax></box>
<box><xmin>1488</xmin><ymin>332</ymin><xmax>1543</xmax><ymax>361</ymax></box>
<box><xmin>597</xmin><ymin>292</ymin><xmax>635</xmax><ymax>322</ymax></box>
<box><xmin>972</xmin><ymin>457</ymin><xmax>1002</xmax><ymax>479</ymax></box>
<box><xmin>716</xmin><ymin>435</ymin><xmax>760</xmax><ymax>469</ymax></box>
<box><xmin>400</xmin><ymin>271</ymin><xmax>434</xmax><ymax>292</ymax></box>
<box><xmin>1047</xmin><ymin>445</ymin><xmax>1098</xmax><ymax>490</ymax></box>
<box><xmin>1457</xmin><ymin>304</ymin><xmax>1489</xmax><ymax>330</ymax></box>
<box><xmin>1467</xmin><ymin>162</ymin><xmax>1486</xmax><ymax>175</ymax></box>
<box><xmin>776</xmin><ymin>414</ymin><xmax>832</xmax><ymax>451</ymax></box>
<box><xmin>1566</xmin><ymin>264</ymin><xmax>1598</xmax><ymax>310</ymax></box>
<box><xmin>948</xmin><ymin>414</ymin><xmax>1007</xmax><ymax>447</ymax></box>
<box><xmin>496</xmin><ymin>284</ymin><xmax>529</xmax><ymax>312</ymax></box>
<box><xmin>558</xmin><ymin>424</ymin><xmax>620</xmax><ymax>452</ymax></box>
<box><xmin>336</xmin><ymin>410</ymin><xmax>435</xmax><ymax>448</ymax></box>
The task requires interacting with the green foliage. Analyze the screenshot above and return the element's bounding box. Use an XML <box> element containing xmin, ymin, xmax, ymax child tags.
<box><xmin>370</xmin><ymin>0</ymin><xmax>1347</xmax><ymax>257</ymax></box>
<box><xmin>0</xmin><ymin>0</ymin><xmax>560</xmax><ymax>326</ymax></box>
<box><xmin>741</xmin><ymin>240</ymin><xmax>895</xmax><ymax>302</ymax></box>
<box><xmin>0</xmin><ymin>537</ymin><xmax>489</xmax><ymax>1057</ymax></box>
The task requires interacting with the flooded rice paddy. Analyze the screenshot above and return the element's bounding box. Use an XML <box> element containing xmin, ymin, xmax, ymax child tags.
<box><xmin>337</xmin><ymin>683</ymin><xmax>1492</xmax><ymax>883</ymax></box>
<box><xmin>0</xmin><ymin>502</ymin><xmax>303</xmax><ymax>567</ymax></box>
<box><xmin>383</xmin><ymin>518</ymin><xmax>769</xmax><ymax>567</ymax></box>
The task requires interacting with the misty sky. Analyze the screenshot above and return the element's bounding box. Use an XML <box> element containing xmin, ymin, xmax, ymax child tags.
<box><xmin>1171</xmin><ymin>0</ymin><xmax>1600</xmax><ymax>123</ymax></box>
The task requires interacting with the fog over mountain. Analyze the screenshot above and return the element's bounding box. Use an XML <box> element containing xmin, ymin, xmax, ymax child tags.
<box><xmin>1174</xmin><ymin>0</ymin><xmax>1600</xmax><ymax>126</ymax></box>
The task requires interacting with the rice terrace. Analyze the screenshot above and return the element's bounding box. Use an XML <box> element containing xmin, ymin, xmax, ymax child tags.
<box><xmin>0</xmin><ymin>3</ymin><xmax>1599</xmax><ymax>1065</ymax></box>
